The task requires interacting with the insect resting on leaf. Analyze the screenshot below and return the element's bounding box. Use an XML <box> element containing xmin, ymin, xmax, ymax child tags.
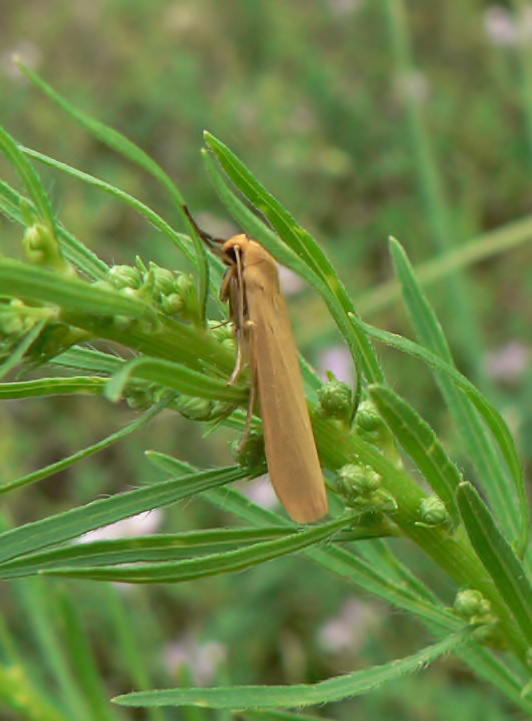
<box><xmin>185</xmin><ymin>208</ymin><xmax>329</xmax><ymax>523</ymax></box>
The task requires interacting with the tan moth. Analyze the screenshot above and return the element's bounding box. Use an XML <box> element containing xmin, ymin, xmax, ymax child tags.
<box><xmin>187</xmin><ymin>210</ymin><xmax>329</xmax><ymax>523</ymax></box>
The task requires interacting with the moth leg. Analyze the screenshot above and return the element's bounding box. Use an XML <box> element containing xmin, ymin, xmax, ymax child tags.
<box><xmin>237</xmin><ymin>356</ymin><xmax>258</xmax><ymax>453</ymax></box>
<box><xmin>227</xmin><ymin>247</ymin><xmax>248</xmax><ymax>385</ymax></box>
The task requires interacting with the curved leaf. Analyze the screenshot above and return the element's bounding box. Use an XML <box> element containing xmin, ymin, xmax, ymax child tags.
<box><xmin>456</xmin><ymin>482</ymin><xmax>532</xmax><ymax>647</ymax></box>
<box><xmin>0</xmin><ymin>466</ymin><xmax>244</xmax><ymax>563</ymax></box>
<box><xmin>42</xmin><ymin>515</ymin><xmax>351</xmax><ymax>583</ymax></box>
<box><xmin>114</xmin><ymin>630</ymin><xmax>471</xmax><ymax>709</ymax></box>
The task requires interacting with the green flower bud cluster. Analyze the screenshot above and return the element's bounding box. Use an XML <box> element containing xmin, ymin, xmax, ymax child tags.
<box><xmin>354</xmin><ymin>400</ymin><xmax>400</xmax><ymax>463</ymax></box>
<box><xmin>124</xmin><ymin>384</ymin><xmax>158</xmax><ymax>410</ymax></box>
<box><xmin>0</xmin><ymin>301</ymin><xmax>71</xmax><ymax>363</ymax></box>
<box><xmin>144</xmin><ymin>263</ymin><xmax>198</xmax><ymax>323</ymax></box>
<box><xmin>23</xmin><ymin>223</ymin><xmax>72</xmax><ymax>275</ymax></box>
<box><xmin>209</xmin><ymin>320</ymin><xmax>235</xmax><ymax>351</ymax></box>
<box><xmin>108</xmin><ymin>265</ymin><xmax>143</xmax><ymax>290</ymax></box>
<box><xmin>454</xmin><ymin>590</ymin><xmax>497</xmax><ymax>639</ymax></box>
<box><xmin>335</xmin><ymin>462</ymin><xmax>396</xmax><ymax>513</ymax></box>
<box><xmin>0</xmin><ymin>300</ymin><xmax>37</xmax><ymax>338</ymax></box>
<box><xmin>455</xmin><ymin>589</ymin><xmax>492</xmax><ymax>620</ymax></box>
<box><xmin>317</xmin><ymin>374</ymin><xmax>353</xmax><ymax>424</ymax></box>
<box><xmin>355</xmin><ymin>400</ymin><xmax>387</xmax><ymax>440</ymax></box>
<box><xmin>100</xmin><ymin>261</ymin><xmax>200</xmax><ymax>324</ymax></box>
<box><xmin>176</xmin><ymin>394</ymin><xmax>235</xmax><ymax>423</ymax></box>
<box><xmin>232</xmin><ymin>429</ymin><xmax>266</xmax><ymax>471</ymax></box>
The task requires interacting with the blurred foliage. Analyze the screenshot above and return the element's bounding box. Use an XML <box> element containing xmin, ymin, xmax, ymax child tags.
<box><xmin>1</xmin><ymin>1</ymin><xmax>531</xmax><ymax>719</ymax></box>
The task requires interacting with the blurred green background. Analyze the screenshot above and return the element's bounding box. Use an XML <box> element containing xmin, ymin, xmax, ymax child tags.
<box><xmin>1</xmin><ymin>1</ymin><xmax>531</xmax><ymax>719</ymax></box>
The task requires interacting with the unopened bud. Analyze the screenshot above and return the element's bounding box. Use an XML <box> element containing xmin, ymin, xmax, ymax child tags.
<box><xmin>108</xmin><ymin>265</ymin><xmax>143</xmax><ymax>289</ymax></box>
<box><xmin>318</xmin><ymin>374</ymin><xmax>353</xmax><ymax>423</ymax></box>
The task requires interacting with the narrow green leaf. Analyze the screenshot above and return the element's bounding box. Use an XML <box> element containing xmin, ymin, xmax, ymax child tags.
<box><xmin>245</xmin><ymin>709</ymin><xmax>327</xmax><ymax>721</ymax></box>
<box><xmin>204</xmin><ymin>132</ymin><xmax>327</xmax><ymax>281</ymax></box>
<box><xmin>145</xmin><ymin>450</ymin><xmax>196</xmax><ymax>476</ymax></box>
<box><xmin>0</xmin><ymin>398</ymin><xmax>169</xmax><ymax>495</ymax></box>
<box><xmin>356</xmin><ymin>216</ymin><xmax>532</xmax><ymax>317</ymax></box>
<box><xmin>194</xmin><ymin>480</ymin><xmax>461</xmax><ymax>631</ymax></box>
<box><xmin>353</xmin><ymin>316</ymin><xmax>528</xmax><ymax>555</ymax></box>
<box><xmin>0</xmin><ymin>376</ymin><xmax>107</xmax><ymax>399</ymax></box>
<box><xmin>52</xmin><ymin>346</ymin><xmax>124</xmax><ymax>374</ymax></box>
<box><xmin>202</xmin><ymin>149</ymin><xmax>313</xmax><ymax>282</ymax></box>
<box><xmin>18</xmin><ymin>63</ymin><xmax>180</xmax><ymax>203</ymax></box>
<box><xmin>9</xmin><ymin>577</ymin><xmax>93</xmax><ymax>721</ymax></box>
<box><xmin>197</xmin><ymin>485</ymin><xmax>532</xmax><ymax>713</ymax></box>
<box><xmin>0</xmin><ymin>177</ymin><xmax>25</xmax><ymax>219</ymax></box>
<box><xmin>0</xmin><ymin>528</ymin><xmax>292</xmax><ymax>579</ymax></box>
<box><xmin>456</xmin><ymin>482</ymin><xmax>532</xmax><ymax>647</ymax></box>
<box><xmin>102</xmin><ymin>586</ymin><xmax>167</xmax><ymax>721</ymax></box>
<box><xmin>113</xmin><ymin>630</ymin><xmax>471</xmax><ymax>709</ymax></box>
<box><xmin>23</xmin><ymin>146</ymin><xmax>202</xmax><ymax>271</ymax></box>
<box><xmin>0</xmin><ymin>466</ymin><xmax>243</xmax><ymax>563</ymax></box>
<box><xmin>18</xmin><ymin>63</ymin><xmax>210</xmax><ymax>324</ymax></box>
<box><xmin>0</xmin><ymin>125</ymin><xmax>55</xmax><ymax>228</ymax></box>
<box><xmin>203</xmin><ymin>134</ymin><xmax>384</xmax><ymax>386</ymax></box>
<box><xmin>0</xmin><ymin>256</ymin><xmax>156</xmax><ymax>320</ymax></box>
<box><xmin>42</xmin><ymin>515</ymin><xmax>351</xmax><ymax>583</ymax></box>
<box><xmin>0</xmin><ymin>320</ymin><xmax>46</xmax><ymax>380</ymax></box>
<box><xmin>356</xmin><ymin>538</ymin><xmax>440</xmax><ymax>606</ymax></box>
<box><xmin>0</xmin><ymin>178</ymin><xmax>108</xmax><ymax>279</ymax></box>
<box><xmin>181</xmin><ymin>469</ymin><xmax>532</xmax><ymax>708</ymax></box>
<box><xmin>389</xmin><ymin>238</ymin><xmax>528</xmax><ymax>553</ymax></box>
<box><xmin>59</xmin><ymin>592</ymin><xmax>116</xmax><ymax>721</ymax></box>
<box><xmin>105</xmin><ymin>356</ymin><xmax>246</xmax><ymax>403</ymax></box>
<box><xmin>369</xmin><ymin>384</ymin><xmax>461</xmax><ymax>521</ymax></box>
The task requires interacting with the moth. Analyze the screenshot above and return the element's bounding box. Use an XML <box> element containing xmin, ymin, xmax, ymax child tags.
<box><xmin>186</xmin><ymin>209</ymin><xmax>329</xmax><ymax>523</ymax></box>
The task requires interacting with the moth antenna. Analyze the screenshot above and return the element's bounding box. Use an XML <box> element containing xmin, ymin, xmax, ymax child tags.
<box><xmin>182</xmin><ymin>205</ymin><xmax>226</xmax><ymax>257</ymax></box>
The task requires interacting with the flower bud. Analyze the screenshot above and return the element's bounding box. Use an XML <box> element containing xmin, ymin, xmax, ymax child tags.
<box><xmin>318</xmin><ymin>375</ymin><xmax>353</xmax><ymax>423</ymax></box>
<box><xmin>119</xmin><ymin>286</ymin><xmax>141</xmax><ymax>300</ymax></box>
<box><xmin>108</xmin><ymin>264</ymin><xmax>143</xmax><ymax>290</ymax></box>
<box><xmin>418</xmin><ymin>496</ymin><xmax>450</xmax><ymax>526</ymax></box>
<box><xmin>0</xmin><ymin>315</ymin><xmax>25</xmax><ymax>337</ymax></box>
<box><xmin>337</xmin><ymin>463</ymin><xmax>382</xmax><ymax>496</ymax></box>
<box><xmin>233</xmin><ymin>429</ymin><xmax>266</xmax><ymax>470</ymax></box>
<box><xmin>355</xmin><ymin>400</ymin><xmax>384</xmax><ymax>434</ymax></box>
<box><xmin>335</xmin><ymin>462</ymin><xmax>396</xmax><ymax>513</ymax></box>
<box><xmin>173</xmin><ymin>274</ymin><xmax>200</xmax><ymax>322</ymax></box>
<box><xmin>160</xmin><ymin>293</ymin><xmax>184</xmax><ymax>315</ymax></box>
<box><xmin>176</xmin><ymin>395</ymin><xmax>215</xmax><ymax>421</ymax></box>
<box><xmin>147</xmin><ymin>263</ymin><xmax>176</xmax><ymax>296</ymax></box>
<box><xmin>23</xmin><ymin>223</ymin><xmax>69</xmax><ymax>272</ymax></box>
<box><xmin>209</xmin><ymin>321</ymin><xmax>233</xmax><ymax>344</ymax></box>
<box><xmin>126</xmin><ymin>386</ymin><xmax>156</xmax><ymax>410</ymax></box>
<box><xmin>454</xmin><ymin>589</ymin><xmax>492</xmax><ymax>621</ymax></box>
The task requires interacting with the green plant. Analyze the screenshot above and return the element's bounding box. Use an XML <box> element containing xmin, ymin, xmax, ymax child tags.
<box><xmin>0</xmin><ymin>68</ymin><xmax>531</xmax><ymax>719</ymax></box>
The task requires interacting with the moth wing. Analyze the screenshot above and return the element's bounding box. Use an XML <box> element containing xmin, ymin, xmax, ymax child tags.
<box><xmin>244</xmin><ymin>248</ymin><xmax>328</xmax><ymax>523</ymax></box>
